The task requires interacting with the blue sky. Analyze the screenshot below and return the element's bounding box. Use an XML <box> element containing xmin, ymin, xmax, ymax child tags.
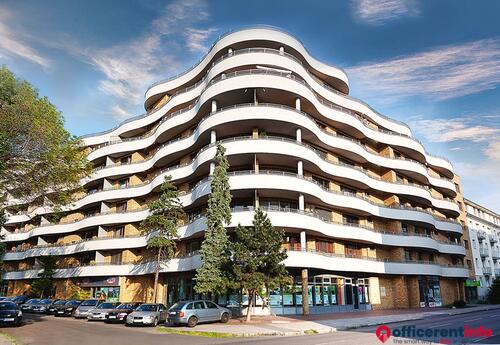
<box><xmin>1</xmin><ymin>0</ymin><xmax>499</xmax><ymax>212</ymax></box>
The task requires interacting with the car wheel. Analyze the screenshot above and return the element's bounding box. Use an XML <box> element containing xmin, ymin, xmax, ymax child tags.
<box><xmin>220</xmin><ymin>312</ymin><xmax>229</xmax><ymax>323</ymax></box>
<box><xmin>187</xmin><ymin>316</ymin><xmax>198</xmax><ymax>328</ymax></box>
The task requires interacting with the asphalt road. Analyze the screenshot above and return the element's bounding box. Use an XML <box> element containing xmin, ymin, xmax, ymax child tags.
<box><xmin>2</xmin><ymin>308</ymin><xmax>499</xmax><ymax>345</ymax></box>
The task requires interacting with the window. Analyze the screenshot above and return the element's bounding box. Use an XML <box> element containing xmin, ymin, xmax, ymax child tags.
<box><xmin>343</xmin><ymin>214</ymin><xmax>359</xmax><ymax>225</ymax></box>
<box><xmin>338</xmin><ymin>157</ymin><xmax>355</xmax><ymax>167</ymax></box>
<box><xmin>116</xmin><ymin>202</ymin><xmax>127</xmax><ymax>212</ymax></box>
<box><xmin>120</xmin><ymin>156</ymin><xmax>131</xmax><ymax>165</ymax></box>
<box><xmin>429</xmin><ymin>254</ymin><xmax>434</xmax><ymax>263</ymax></box>
<box><xmin>118</xmin><ymin>178</ymin><xmax>129</xmax><ymax>188</ymax></box>
<box><xmin>111</xmin><ymin>252</ymin><xmax>122</xmax><ymax>265</ymax></box>
<box><xmin>467</xmin><ymin>260</ymin><xmax>472</xmax><ymax>269</ymax></box>
<box><xmin>404</xmin><ymin>250</ymin><xmax>412</xmax><ymax>261</ymax></box>
<box><xmin>402</xmin><ymin>223</ymin><xmax>408</xmax><ymax>233</ymax></box>
<box><xmin>186</xmin><ymin>303</ymin><xmax>193</xmax><ymax>310</ymax></box>
<box><xmin>113</xmin><ymin>226</ymin><xmax>125</xmax><ymax>238</ymax></box>
<box><xmin>464</xmin><ymin>240</ymin><xmax>469</xmax><ymax>250</ymax></box>
<box><xmin>205</xmin><ymin>301</ymin><xmax>218</xmax><ymax>309</ymax></box>
<box><xmin>193</xmin><ymin>301</ymin><xmax>205</xmax><ymax>309</ymax></box>
<box><xmin>312</xmin><ymin>175</ymin><xmax>329</xmax><ymax>189</ymax></box>
<box><xmin>340</xmin><ymin>185</ymin><xmax>357</xmax><ymax>195</ymax></box>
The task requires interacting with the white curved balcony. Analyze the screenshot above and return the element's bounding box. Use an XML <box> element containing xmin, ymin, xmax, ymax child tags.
<box><xmin>3</xmin><ymin>206</ymin><xmax>465</xmax><ymax>262</ymax></box>
<box><xmin>285</xmin><ymin>250</ymin><xmax>468</xmax><ymax>278</ymax></box>
<box><xmin>2</xmin><ymin>249</ymin><xmax>467</xmax><ymax>280</ymax></box>
<box><xmin>87</xmin><ymin>103</ymin><xmax>456</xmax><ymax>196</ymax></box>
<box><xmin>86</xmin><ymin>65</ymin><xmax>452</xmax><ymax>176</ymax></box>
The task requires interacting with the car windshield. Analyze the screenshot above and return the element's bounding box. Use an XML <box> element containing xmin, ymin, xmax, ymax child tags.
<box><xmin>12</xmin><ymin>297</ymin><xmax>25</xmax><ymax>302</ymax></box>
<box><xmin>136</xmin><ymin>304</ymin><xmax>157</xmax><ymax>312</ymax></box>
<box><xmin>26</xmin><ymin>299</ymin><xmax>40</xmax><ymax>304</ymax></box>
<box><xmin>54</xmin><ymin>300</ymin><xmax>67</xmax><ymax>305</ymax></box>
<box><xmin>97</xmin><ymin>303</ymin><xmax>115</xmax><ymax>309</ymax></box>
<box><xmin>168</xmin><ymin>302</ymin><xmax>186</xmax><ymax>311</ymax></box>
<box><xmin>40</xmin><ymin>299</ymin><xmax>52</xmax><ymax>304</ymax></box>
<box><xmin>66</xmin><ymin>301</ymin><xmax>81</xmax><ymax>306</ymax></box>
<box><xmin>0</xmin><ymin>302</ymin><xmax>17</xmax><ymax>310</ymax></box>
<box><xmin>80</xmin><ymin>300</ymin><xmax>98</xmax><ymax>306</ymax></box>
<box><xmin>117</xmin><ymin>303</ymin><xmax>135</xmax><ymax>309</ymax></box>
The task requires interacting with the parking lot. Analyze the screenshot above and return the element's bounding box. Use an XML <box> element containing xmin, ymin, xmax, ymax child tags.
<box><xmin>1</xmin><ymin>313</ymin><xmax>235</xmax><ymax>345</ymax></box>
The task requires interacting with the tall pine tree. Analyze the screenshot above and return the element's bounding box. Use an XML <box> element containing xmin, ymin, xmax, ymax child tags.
<box><xmin>231</xmin><ymin>208</ymin><xmax>290</xmax><ymax>321</ymax></box>
<box><xmin>140</xmin><ymin>175</ymin><xmax>185</xmax><ymax>303</ymax></box>
<box><xmin>194</xmin><ymin>144</ymin><xmax>232</xmax><ymax>295</ymax></box>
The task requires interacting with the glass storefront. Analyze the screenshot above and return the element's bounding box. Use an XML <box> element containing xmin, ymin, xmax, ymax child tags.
<box><xmin>77</xmin><ymin>277</ymin><xmax>120</xmax><ymax>302</ymax></box>
<box><xmin>418</xmin><ymin>276</ymin><xmax>442</xmax><ymax>307</ymax></box>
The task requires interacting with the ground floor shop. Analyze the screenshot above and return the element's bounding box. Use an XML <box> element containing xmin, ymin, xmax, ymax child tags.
<box><xmin>5</xmin><ymin>270</ymin><xmax>465</xmax><ymax>313</ymax></box>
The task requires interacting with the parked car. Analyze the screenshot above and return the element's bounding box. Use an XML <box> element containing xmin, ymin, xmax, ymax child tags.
<box><xmin>73</xmin><ymin>299</ymin><xmax>101</xmax><ymax>319</ymax></box>
<box><xmin>86</xmin><ymin>302</ymin><xmax>119</xmax><ymax>321</ymax></box>
<box><xmin>20</xmin><ymin>299</ymin><xmax>40</xmax><ymax>312</ymax></box>
<box><xmin>47</xmin><ymin>300</ymin><xmax>67</xmax><ymax>314</ymax></box>
<box><xmin>31</xmin><ymin>299</ymin><xmax>54</xmax><ymax>314</ymax></box>
<box><xmin>167</xmin><ymin>300</ymin><xmax>231</xmax><ymax>327</ymax></box>
<box><xmin>125</xmin><ymin>304</ymin><xmax>168</xmax><ymax>326</ymax></box>
<box><xmin>0</xmin><ymin>301</ymin><xmax>22</xmax><ymax>326</ymax></box>
<box><xmin>105</xmin><ymin>302</ymin><xmax>141</xmax><ymax>323</ymax></box>
<box><xmin>9</xmin><ymin>296</ymin><xmax>29</xmax><ymax>306</ymax></box>
<box><xmin>55</xmin><ymin>300</ymin><xmax>82</xmax><ymax>317</ymax></box>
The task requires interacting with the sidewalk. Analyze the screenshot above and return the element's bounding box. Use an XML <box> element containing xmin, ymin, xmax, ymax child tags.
<box><xmin>158</xmin><ymin>304</ymin><xmax>500</xmax><ymax>337</ymax></box>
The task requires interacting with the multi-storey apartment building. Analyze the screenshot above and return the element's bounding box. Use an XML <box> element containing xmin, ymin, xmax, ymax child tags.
<box><xmin>464</xmin><ymin>198</ymin><xmax>500</xmax><ymax>300</ymax></box>
<box><xmin>1</xmin><ymin>27</ymin><xmax>469</xmax><ymax>313</ymax></box>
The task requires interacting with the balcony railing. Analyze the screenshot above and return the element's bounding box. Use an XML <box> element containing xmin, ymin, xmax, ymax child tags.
<box><xmin>489</xmin><ymin>235</ymin><xmax>498</xmax><ymax>243</ymax></box>
<box><xmin>482</xmin><ymin>266</ymin><xmax>492</xmax><ymax>275</ymax></box>
<box><xmin>477</xmin><ymin>231</ymin><xmax>487</xmax><ymax>240</ymax></box>
<box><xmin>491</xmin><ymin>251</ymin><xmax>500</xmax><ymax>260</ymax></box>
<box><xmin>495</xmin><ymin>269</ymin><xmax>500</xmax><ymax>276</ymax></box>
<box><xmin>479</xmin><ymin>248</ymin><xmax>489</xmax><ymax>257</ymax></box>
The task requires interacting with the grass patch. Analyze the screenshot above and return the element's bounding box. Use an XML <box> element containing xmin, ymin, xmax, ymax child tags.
<box><xmin>304</xmin><ymin>329</ymin><xmax>319</xmax><ymax>335</ymax></box>
<box><xmin>0</xmin><ymin>331</ymin><xmax>23</xmax><ymax>345</ymax></box>
<box><xmin>156</xmin><ymin>326</ymin><xmax>238</xmax><ymax>338</ymax></box>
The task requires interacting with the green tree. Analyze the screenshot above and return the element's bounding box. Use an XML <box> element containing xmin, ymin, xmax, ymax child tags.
<box><xmin>30</xmin><ymin>255</ymin><xmax>58</xmax><ymax>298</ymax></box>
<box><xmin>231</xmin><ymin>208</ymin><xmax>290</xmax><ymax>321</ymax></box>
<box><xmin>0</xmin><ymin>66</ymin><xmax>91</xmax><ymax>211</ymax></box>
<box><xmin>140</xmin><ymin>175</ymin><xmax>185</xmax><ymax>303</ymax></box>
<box><xmin>194</xmin><ymin>144</ymin><xmax>232</xmax><ymax>295</ymax></box>
<box><xmin>488</xmin><ymin>277</ymin><xmax>500</xmax><ymax>304</ymax></box>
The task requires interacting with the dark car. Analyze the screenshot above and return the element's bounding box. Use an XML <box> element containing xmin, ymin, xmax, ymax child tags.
<box><xmin>20</xmin><ymin>299</ymin><xmax>40</xmax><ymax>312</ymax></box>
<box><xmin>31</xmin><ymin>299</ymin><xmax>54</xmax><ymax>314</ymax></box>
<box><xmin>105</xmin><ymin>302</ymin><xmax>141</xmax><ymax>323</ymax></box>
<box><xmin>0</xmin><ymin>301</ymin><xmax>22</xmax><ymax>326</ymax></box>
<box><xmin>47</xmin><ymin>300</ymin><xmax>67</xmax><ymax>314</ymax></box>
<box><xmin>55</xmin><ymin>300</ymin><xmax>82</xmax><ymax>317</ymax></box>
<box><xmin>9</xmin><ymin>296</ymin><xmax>29</xmax><ymax>306</ymax></box>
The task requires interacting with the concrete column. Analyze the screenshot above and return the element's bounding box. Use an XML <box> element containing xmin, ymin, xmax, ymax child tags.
<box><xmin>295</xmin><ymin>98</ymin><xmax>301</xmax><ymax>111</ymax></box>
<box><xmin>97</xmin><ymin>226</ymin><xmax>107</xmax><ymax>238</ymax></box>
<box><xmin>301</xmin><ymin>268</ymin><xmax>309</xmax><ymax>315</ymax></box>
<box><xmin>297</xmin><ymin>160</ymin><xmax>303</xmax><ymax>177</ymax></box>
<box><xmin>209</xmin><ymin>162</ymin><xmax>216</xmax><ymax>176</ymax></box>
<box><xmin>211</xmin><ymin>100</ymin><xmax>217</xmax><ymax>113</ymax></box>
<box><xmin>95</xmin><ymin>251</ymin><xmax>105</xmax><ymax>263</ymax></box>
<box><xmin>253</xmin><ymin>88</ymin><xmax>258</xmax><ymax>105</ymax></box>
<box><xmin>279</xmin><ymin>46</ymin><xmax>284</xmax><ymax>55</ymax></box>
<box><xmin>254</xmin><ymin>190</ymin><xmax>259</xmax><ymax>209</ymax></box>
<box><xmin>103</xmin><ymin>178</ymin><xmax>112</xmax><ymax>189</ymax></box>
<box><xmin>299</xmin><ymin>194</ymin><xmax>305</xmax><ymax>211</ymax></box>
<box><xmin>37</xmin><ymin>236</ymin><xmax>47</xmax><ymax>246</ymax></box>
<box><xmin>300</xmin><ymin>231</ymin><xmax>306</xmax><ymax>251</ymax></box>
<box><xmin>228</xmin><ymin>48</ymin><xmax>233</xmax><ymax>56</ymax></box>
<box><xmin>100</xmin><ymin>202</ymin><xmax>110</xmax><ymax>214</ymax></box>
<box><xmin>210</xmin><ymin>130</ymin><xmax>216</xmax><ymax>144</ymax></box>
<box><xmin>296</xmin><ymin>128</ymin><xmax>302</xmax><ymax>143</ymax></box>
<box><xmin>254</xmin><ymin>155</ymin><xmax>259</xmax><ymax>174</ymax></box>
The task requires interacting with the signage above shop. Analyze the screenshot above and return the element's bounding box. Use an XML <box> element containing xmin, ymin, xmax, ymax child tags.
<box><xmin>77</xmin><ymin>276</ymin><xmax>119</xmax><ymax>287</ymax></box>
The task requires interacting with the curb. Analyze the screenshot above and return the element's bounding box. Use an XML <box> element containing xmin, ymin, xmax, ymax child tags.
<box><xmin>157</xmin><ymin>326</ymin><xmax>337</xmax><ymax>337</ymax></box>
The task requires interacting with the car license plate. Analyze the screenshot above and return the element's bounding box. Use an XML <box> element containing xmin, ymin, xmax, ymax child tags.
<box><xmin>108</xmin><ymin>315</ymin><xmax>116</xmax><ymax>319</ymax></box>
<box><xmin>133</xmin><ymin>319</ymin><xmax>142</xmax><ymax>323</ymax></box>
<box><xmin>1</xmin><ymin>318</ymin><xmax>15</xmax><ymax>321</ymax></box>
<box><xmin>169</xmin><ymin>312</ymin><xmax>176</xmax><ymax>315</ymax></box>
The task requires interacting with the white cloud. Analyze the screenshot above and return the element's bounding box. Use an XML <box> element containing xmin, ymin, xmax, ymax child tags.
<box><xmin>0</xmin><ymin>7</ymin><xmax>51</xmax><ymax>68</ymax></box>
<box><xmin>351</xmin><ymin>0</ymin><xmax>419</xmax><ymax>25</ymax></box>
<box><xmin>347</xmin><ymin>38</ymin><xmax>500</xmax><ymax>102</ymax></box>
<box><xmin>59</xmin><ymin>0</ymin><xmax>216</xmax><ymax>120</ymax></box>
<box><xmin>408</xmin><ymin>116</ymin><xmax>500</xmax><ymax>143</ymax></box>
<box><xmin>484</xmin><ymin>141</ymin><xmax>500</xmax><ymax>161</ymax></box>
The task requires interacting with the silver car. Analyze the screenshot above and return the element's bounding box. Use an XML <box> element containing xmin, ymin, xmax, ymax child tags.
<box><xmin>167</xmin><ymin>300</ymin><xmax>231</xmax><ymax>327</ymax></box>
<box><xmin>30</xmin><ymin>299</ymin><xmax>53</xmax><ymax>313</ymax></box>
<box><xmin>125</xmin><ymin>304</ymin><xmax>168</xmax><ymax>326</ymax></box>
<box><xmin>87</xmin><ymin>302</ymin><xmax>119</xmax><ymax>321</ymax></box>
<box><xmin>73</xmin><ymin>299</ymin><xmax>101</xmax><ymax>319</ymax></box>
